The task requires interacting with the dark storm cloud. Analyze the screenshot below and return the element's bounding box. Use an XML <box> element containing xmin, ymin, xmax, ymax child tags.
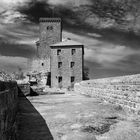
<box><xmin>17</xmin><ymin>0</ymin><xmax>52</xmax><ymax>22</ymax></box>
<box><xmin>0</xmin><ymin>38</ymin><xmax>36</xmax><ymax>58</ymax></box>
<box><xmin>17</xmin><ymin>0</ymin><xmax>78</xmax><ymax>25</ymax></box>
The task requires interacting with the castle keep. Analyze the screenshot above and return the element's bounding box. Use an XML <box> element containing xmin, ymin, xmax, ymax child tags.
<box><xmin>38</xmin><ymin>18</ymin><xmax>62</xmax><ymax>59</ymax></box>
<box><xmin>30</xmin><ymin>18</ymin><xmax>62</xmax><ymax>74</ymax></box>
<box><xmin>29</xmin><ymin>18</ymin><xmax>84</xmax><ymax>88</ymax></box>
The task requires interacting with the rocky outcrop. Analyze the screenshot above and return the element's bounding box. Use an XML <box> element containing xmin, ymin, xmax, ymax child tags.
<box><xmin>0</xmin><ymin>81</ymin><xmax>18</xmax><ymax>140</ymax></box>
<box><xmin>75</xmin><ymin>74</ymin><xmax>140</xmax><ymax>115</ymax></box>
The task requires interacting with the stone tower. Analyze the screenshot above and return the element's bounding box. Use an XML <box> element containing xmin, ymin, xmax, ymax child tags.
<box><xmin>38</xmin><ymin>18</ymin><xmax>62</xmax><ymax>59</ymax></box>
<box><xmin>29</xmin><ymin>18</ymin><xmax>62</xmax><ymax>74</ymax></box>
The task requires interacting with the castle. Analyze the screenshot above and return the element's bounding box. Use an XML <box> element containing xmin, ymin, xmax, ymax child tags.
<box><xmin>29</xmin><ymin>18</ymin><xmax>84</xmax><ymax>89</ymax></box>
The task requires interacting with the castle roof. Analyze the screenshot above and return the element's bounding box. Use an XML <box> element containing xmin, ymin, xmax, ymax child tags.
<box><xmin>50</xmin><ymin>39</ymin><xmax>83</xmax><ymax>47</ymax></box>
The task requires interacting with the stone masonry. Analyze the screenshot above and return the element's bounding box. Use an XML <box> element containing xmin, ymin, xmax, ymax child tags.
<box><xmin>0</xmin><ymin>81</ymin><xmax>18</xmax><ymax>140</ymax></box>
<box><xmin>50</xmin><ymin>40</ymin><xmax>84</xmax><ymax>89</ymax></box>
<box><xmin>29</xmin><ymin>18</ymin><xmax>62</xmax><ymax>74</ymax></box>
<box><xmin>74</xmin><ymin>74</ymin><xmax>140</xmax><ymax>115</ymax></box>
<box><xmin>39</xmin><ymin>18</ymin><xmax>62</xmax><ymax>59</ymax></box>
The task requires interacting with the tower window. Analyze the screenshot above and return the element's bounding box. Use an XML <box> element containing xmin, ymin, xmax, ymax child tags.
<box><xmin>58</xmin><ymin>76</ymin><xmax>62</xmax><ymax>83</ymax></box>
<box><xmin>72</xmin><ymin>49</ymin><xmax>76</xmax><ymax>55</ymax></box>
<box><xmin>58</xmin><ymin>62</ymin><xmax>62</xmax><ymax>68</ymax></box>
<box><xmin>71</xmin><ymin>77</ymin><xmax>75</xmax><ymax>83</ymax></box>
<box><xmin>42</xmin><ymin>63</ymin><xmax>44</xmax><ymax>66</ymax></box>
<box><xmin>57</xmin><ymin>49</ymin><xmax>61</xmax><ymax>55</ymax></box>
<box><xmin>71</xmin><ymin>62</ymin><xmax>75</xmax><ymax>68</ymax></box>
<box><xmin>46</xmin><ymin>26</ymin><xmax>53</xmax><ymax>30</ymax></box>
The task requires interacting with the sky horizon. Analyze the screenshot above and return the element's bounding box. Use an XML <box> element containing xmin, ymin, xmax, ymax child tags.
<box><xmin>0</xmin><ymin>0</ymin><xmax>140</xmax><ymax>79</ymax></box>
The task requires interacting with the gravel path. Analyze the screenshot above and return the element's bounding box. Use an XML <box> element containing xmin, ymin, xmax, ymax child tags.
<box><xmin>17</xmin><ymin>93</ymin><xmax>140</xmax><ymax>140</ymax></box>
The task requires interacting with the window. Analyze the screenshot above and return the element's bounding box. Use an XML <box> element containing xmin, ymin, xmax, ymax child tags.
<box><xmin>42</xmin><ymin>63</ymin><xmax>44</xmax><ymax>66</ymax></box>
<box><xmin>57</xmin><ymin>49</ymin><xmax>61</xmax><ymax>55</ymax></box>
<box><xmin>71</xmin><ymin>77</ymin><xmax>75</xmax><ymax>83</ymax></box>
<box><xmin>58</xmin><ymin>62</ymin><xmax>62</xmax><ymax>68</ymax></box>
<box><xmin>46</xmin><ymin>26</ymin><xmax>53</xmax><ymax>30</ymax></box>
<box><xmin>71</xmin><ymin>62</ymin><xmax>75</xmax><ymax>68</ymax></box>
<box><xmin>72</xmin><ymin>49</ymin><xmax>76</xmax><ymax>55</ymax></box>
<box><xmin>58</xmin><ymin>76</ymin><xmax>62</xmax><ymax>83</ymax></box>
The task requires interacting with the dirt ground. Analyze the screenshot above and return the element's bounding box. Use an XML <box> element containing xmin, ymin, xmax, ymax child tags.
<box><xmin>18</xmin><ymin>92</ymin><xmax>140</xmax><ymax>140</ymax></box>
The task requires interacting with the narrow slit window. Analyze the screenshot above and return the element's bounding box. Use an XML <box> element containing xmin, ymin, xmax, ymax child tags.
<box><xmin>72</xmin><ymin>49</ymin><xmax>76</xmax><ymax>55</ymax></box>
<box><xmin>46</xmin><ymin>26</ymin><xmax>53</xmax><ymax>30</ymax></box>
<box><xmin>71</xmin><ymin>62</ymin><xmax>75</xmax><ymax>68</ymax></box>
<box><xmin>57</xmin><ymin>49</ymin><xmax>61</xmax><ymax>55</ymax></box>
<box><xmin>58</xmin><ymin>62</ymin><xmax>62</xmax><ymax>68</ymax></box>
<box><xmin>58</xmin><ymin>76</ymin><xmax>62</xmax><ymax>83</ymax></box>
<box><xmin>71</xmin><ymin>76</ymin><xmax>75</xmax><ymax>83</ymax></box>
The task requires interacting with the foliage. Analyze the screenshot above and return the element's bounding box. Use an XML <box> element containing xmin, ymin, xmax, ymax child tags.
<box><xmin>15</xmin><ymin>67</ymin><xmax>25</xmax><ymax>80</ymax></box>
<box><xmin>83</xmin><ymin>66</ymin><xmax>90</xmax><ymax>80</ymax></box>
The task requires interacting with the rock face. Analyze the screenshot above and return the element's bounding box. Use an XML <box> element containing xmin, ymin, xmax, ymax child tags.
<box><xmin>75</xmin><ymin>74</ymin><xmax>140</xmax><ymax>115</ymax></box>
<box><xmin>0</xmin><ymin>81</ymin><xmax>18</xmax><ymax>140</ymax></box>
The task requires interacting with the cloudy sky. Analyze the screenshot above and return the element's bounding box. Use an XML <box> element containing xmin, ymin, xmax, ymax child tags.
<box><xmin>0</xmin><ymin>0</ymin><xmax>140</xmax><ymax>79</ymax></box>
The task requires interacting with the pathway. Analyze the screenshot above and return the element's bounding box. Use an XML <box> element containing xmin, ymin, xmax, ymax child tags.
<box><xmin>17</xmin><ymin>93</ymin><xmax>140</xmax><ymax>140</ymax></box>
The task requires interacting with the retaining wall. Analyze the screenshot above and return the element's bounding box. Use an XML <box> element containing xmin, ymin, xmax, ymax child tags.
<box><xmin>18</xmin><ymin>83</ymin><xmax>30</xmax><ymax>96</ymax></box>
<box><xmin>74</xmin><ymin>74</ymin><xmax>140</xmax><ymax>115</ymax></box>
<box><xmin>0</xmin><ymin>81</ymin><xmax>18</xmax><ymax>140</ymax></box>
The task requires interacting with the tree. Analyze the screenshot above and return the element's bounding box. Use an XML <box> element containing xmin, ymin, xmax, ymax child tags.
<box><xmin>16</xmin><ymin>67</ymin><xmax>25</xmax><ymax>80</ymax></box>
<box><xmin>83</xmin><ymin>66</ymin><xmax>90</xmax><ymax>80</ymax></box>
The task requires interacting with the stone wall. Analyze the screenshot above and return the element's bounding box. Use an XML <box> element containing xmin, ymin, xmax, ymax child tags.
<box><xmin>39</xmin><ymin>18</ymin><xmax>62</xmax><ymax>59</ymax></box>
<box><xmin>29</xmin><ymin>58</ymin><xmax>50</xmax><ymax>74</ymax></box>
<box><xmin>0</xmin><ymin>81</ymin><xmax>18</xmax><ymax>140</ymax></box>
<box><xmin>74</xmin><ymin>74</ymin><xmax>140</xmax><ymax>115</ymax></box>
<box><xmin>18</xmin><ymin>83</ymin><xmax>30</xmax><ymax>96</ymax></box>
<box><xmin>51</xmin><ymin>45</ymin><xmax>83</xmax><ymax>88</ymax></box>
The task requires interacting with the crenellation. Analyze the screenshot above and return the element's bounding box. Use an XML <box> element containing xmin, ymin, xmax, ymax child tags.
<box><xmin>39</xmin><ymin>18</ymin><xmax>61</xmax><ymax>22</ymax></box>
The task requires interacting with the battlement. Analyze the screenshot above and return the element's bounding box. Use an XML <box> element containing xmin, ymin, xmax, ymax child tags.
<box><xmin>39</xmin><ymin>18</ymin><xmax>61</xmax><ymax>22</ymax></box>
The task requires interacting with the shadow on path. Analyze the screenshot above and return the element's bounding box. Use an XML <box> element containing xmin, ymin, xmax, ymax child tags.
<box><xmin>17</xmin><ymin>92</ymin><xmax>53</xmax><ymax>140</ymax></box>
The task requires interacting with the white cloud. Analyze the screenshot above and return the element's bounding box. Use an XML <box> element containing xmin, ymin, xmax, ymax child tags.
<box><xmin>48</xmin><ymin>0</ymin><xmax>91</xmax><ymax>6</ymax></box>
<box><xmin>0</xmin><ymin>55</ymin><xmax>28</xmax><ymax>72</ymax></box>
<box><xmin>63</xmin><ymin>31</ymin><xmax>102</xmax><ymax>49</ymax></box>
<box><xmin>63</xmin><ymin>31</ymin><xmax>140</xmax><ymax>69</ymax></box>
<box><xmin>84</xmin><ymin>45</ymin><xmax>140</xmax><ymax>67</ymax></box>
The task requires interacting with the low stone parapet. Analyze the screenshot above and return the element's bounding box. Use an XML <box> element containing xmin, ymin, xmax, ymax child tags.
<box><xmin>0</xmin><ymin>81</ymin><xmax>18</xmax><ymax>140</ymax></box>
<box><xmin>74</xmin><ymin>74</ymin><xmax>140</xmax><ymax>115</ymax></box>
<box><xmin>18</xmin><ymin>83</ymin><xmax>30</xmax><ymax>96</ymax></box>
